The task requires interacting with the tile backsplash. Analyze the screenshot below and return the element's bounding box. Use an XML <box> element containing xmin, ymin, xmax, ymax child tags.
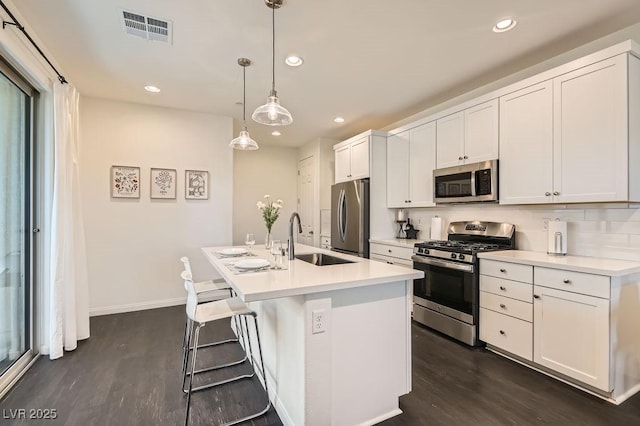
<box><xmin>402</xmin><ymin>204</ymin><xmax>640</xmax><ymax>262</ymax></box>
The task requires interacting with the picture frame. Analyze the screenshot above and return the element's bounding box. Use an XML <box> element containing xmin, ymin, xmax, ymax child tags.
<box><xmin>150</xmin><ymin>168</ymin><xmax>177</xmax><ymax>199</ymax></box>
<box><xmin>111</xmin><ymin>165</ymin><xmax>140</xmax><ymax>198</ymax></box>
<box><xmin>185</xmin><ymin>170</ymin><xmax>209</xmax><ymax>200</ymax></box>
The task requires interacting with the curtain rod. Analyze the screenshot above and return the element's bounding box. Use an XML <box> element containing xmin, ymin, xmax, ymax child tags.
<box><xmin>0</xmin><ymin>0</ymin><xmax>67</xmax><ymax>84</ymax></box>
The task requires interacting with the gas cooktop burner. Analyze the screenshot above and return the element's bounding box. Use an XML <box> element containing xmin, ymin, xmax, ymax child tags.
<box><xmin>417</xmin><ymin>240</ymin><xmax>509</xmax><ymax>254</ymax></box>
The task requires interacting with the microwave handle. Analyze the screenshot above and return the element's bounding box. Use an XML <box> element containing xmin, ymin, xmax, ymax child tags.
<box><xmin>470</xmin><ymin>170</ymin><xmax>477</xmax><ymax>197</ymax></box>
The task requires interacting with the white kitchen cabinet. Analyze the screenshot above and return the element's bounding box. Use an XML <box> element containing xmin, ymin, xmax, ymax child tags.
<box><xmin>334</xmin><ymin>135</ymin><xmax>370</xmax><ymax>183</ymax></box>
<box><xmin>436</xmin><ymin>99</ymin><xmax>498</xmax><ymax>169</ymax></box>
<box><xmin>533</xmin><ymin>285</ymin><xmax>610</xmax><ymax>391</ymax></box>
<box><xmin>387</xmin><ymin>122</ymin><xmax>436</xmax><ymax>208</ymax></box>
<box><xmin>499</xmin><ymin>81</ymin><xmax>554</xmax><ymax>204</ymax></box>
<box><xmin>500</xmin><ymin>54</ymin><xmax>640</xmax><ymax>205</ymax></box>
<box><xmin>369</xmin><ymin>242</ymin><xmax>415</xmax><ymax>268</ymax></box>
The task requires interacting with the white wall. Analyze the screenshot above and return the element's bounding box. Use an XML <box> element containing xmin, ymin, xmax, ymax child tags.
<box><xmin>233</xmin><ymin>145</ymin><xmax>298</xmax><ymax>246</ymax></box>
<box><xmin>384</xmin><ymin>204</ymin><xmax>640</xmax><ymax>262</ymax></box>
<box><xmin>79</xmin><ymin>96</ymin><xmax>233</xmax><ymax>315</ymax></box>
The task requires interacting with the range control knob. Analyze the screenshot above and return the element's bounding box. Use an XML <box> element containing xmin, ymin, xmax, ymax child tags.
<box><xmin>451</xmin><ymin>253</ymin><xmax>457</xmax><ymax>259</ymax></box>
<box><xmin>459</xmin><ymin>254</ymin><xmax>465</xmax><ymax>260</ymax></box>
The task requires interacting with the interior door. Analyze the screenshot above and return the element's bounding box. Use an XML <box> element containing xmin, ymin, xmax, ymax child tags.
<box><xmin>297</xmin><ymin>156</ymin><xmax>315</xmax><ymax>246</ymax></box>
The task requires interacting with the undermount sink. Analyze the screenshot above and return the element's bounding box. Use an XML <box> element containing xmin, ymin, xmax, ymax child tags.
<box><xmin>295</xmin><ymin>253</ymin><xmax>355</xmax><ymax>266</ymax></box>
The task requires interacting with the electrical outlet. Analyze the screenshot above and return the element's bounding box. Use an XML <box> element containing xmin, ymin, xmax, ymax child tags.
<box><xmin>312</xmin><ymin>309</ymin><xmax>326</xmax><ymax>334</ymax></box>
<box><xmin>543</xmin><ymin>219</ymin><xmax>549</xmax><ymax>231</ymax></box>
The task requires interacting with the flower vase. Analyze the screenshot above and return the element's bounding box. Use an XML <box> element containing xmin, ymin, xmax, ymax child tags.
<box><xmin>265</xmin><ymin>232</ymin><xmax>272</xmax><ymax>249</ymax></box>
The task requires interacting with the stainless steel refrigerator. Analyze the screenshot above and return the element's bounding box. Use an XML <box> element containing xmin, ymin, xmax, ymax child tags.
<box><xmin>331</xmin><ymin>179</ymin><xmax>369</xmax><ymax>258</ymax></box>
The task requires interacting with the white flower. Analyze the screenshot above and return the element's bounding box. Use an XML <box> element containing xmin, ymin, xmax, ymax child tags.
<box><xmin>273</xmin><ymin>203</ymin><xmax>282</xmax><ymax>209</ymax></box>
<box><xmin>264</xmin><ymin>194</ymin><xmax>270</xmax><ymax>199</ymax></box>
<box><xmin>277</xmin><ymin>199</ymin><xmax>283</xmax><ymax>204</ymax></box>
<box><xmin>256</xmin><ymin>201</ymin><xmax>266</xmax><ymax>209</ymax></box>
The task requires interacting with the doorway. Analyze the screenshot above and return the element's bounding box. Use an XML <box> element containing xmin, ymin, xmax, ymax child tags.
<box><xmin>297</xmin><ymin>156</ymin><xmax>316</xmax><ymax>246</ymax></box>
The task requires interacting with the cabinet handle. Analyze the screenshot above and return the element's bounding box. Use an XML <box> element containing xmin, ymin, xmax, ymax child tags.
<box><xmin>499</xmin><ymin>286</ymin><xmax>506</xmax><ymax>291</ymax></box>
<box><xmin>499</xmin><ymin>303</ymin><xmax>506</xmax><ymax>309</ymax></box>
<box><xmin>463</xmin><ymin>155</ymin><xmax>468</xmax><ymax>159</ymax></box>
<box><xmin>533</xmin><ymin>294</ymin><xmax>540</xmax><ymax>299</ymax></box>
<box><xmin>458</xmin><ymin>156</ymin><xmax>463</xmax><ymax>161</ymax></box>
<box><xmin>499</xmin><ymin>268</ymin><xmax>506</xmax><ymax>273</ymax></box>
<box><xmin>553</xmin><ymin>191</ymin><xmax>560</xmax><ymax>196</ymax></box>
<box><xmin>562</xmin><ymin>279</ymin><xmax>571</xmax><ymax>284</ymax></box>
<box><xmin>499</xmin><ymin>330</ymin><xmax>505</xmax><ymax>335</ymax></box>
<box><xmin>387</xmin><ymin>261</ymin><xmax>393</xmax><ymax>264</ymax></box>
<box><xmin>388</xmin><ymin>249</ymin><xmax>392</xmax><ymax>253</ymax></box>
<box><xmin>545</xmin><ymin>192</ymin><xmax>551</xmax><ymax>196</ymax></box>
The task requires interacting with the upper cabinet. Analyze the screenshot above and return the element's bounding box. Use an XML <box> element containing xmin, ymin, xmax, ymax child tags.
<box><xmin>387</xmin><ymin>122</ymin><xmax>437</xmax><ymax>208</ymax></box>
<box><xmin>334</xmin><ymin>136</ymin><xmax>370</xmax><ymax>183</ymax></box>
<box><xmin>436</xmin><ymin>99</ymin><xmax>499</xmax><ymax>169</ymax></box>
<box><xmin>500</xmin><ymin>54</ymin><xmax>640</xmax><ymax>204</ymax></box>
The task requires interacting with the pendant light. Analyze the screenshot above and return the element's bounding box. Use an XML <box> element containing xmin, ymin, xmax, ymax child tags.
<box><xmin>252</xmin><ymin>0</ymin><xmax>293</xmax><ymax>126</ymax></box>
<box><xmin>230</xmin><ymin>58</ymin><xmax>259</xmax><ymax>150</ymax></box>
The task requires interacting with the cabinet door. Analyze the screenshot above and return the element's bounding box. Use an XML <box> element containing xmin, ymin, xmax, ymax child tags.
<box><xmin>334</xmin><ymin>145</ymin><xmax>351</xmax><ymax>183</ymax></box>
<box><xmin>386</xmin><ymin>131</ymin><xmax>410</xmax><ymax>208</ymax></box>
<box><xmin>533</xmin><ymin>286</ymin><xmax>611</xmax><ymax>391</ymax></box>
<box><xmin>499</xmin><ymin>82</ymin><xmax>554</xmax><ymax>204</ymax></box>
<box><xmin>553</xmin><ymin>55</ymin><xmax>628</xmax><ymax>203</ymax></box>
<box><xmin>409</xmin><ymin>122</ymin><xmax>436</xmax><ymax>207</ymax></box>
<box><xmin>436</xmin><ymin>111</ymin><xmax>464</xmax><ymax>168</ymax></box>
<box><xmin>464</xmin><ymin>99</ymin><xmax>499</xmax><ymax>164</ymax></box>
<box><xmin>349</xmin><ymin>137</ymin><xmax>370</xmax><ymax>180</ymax></box>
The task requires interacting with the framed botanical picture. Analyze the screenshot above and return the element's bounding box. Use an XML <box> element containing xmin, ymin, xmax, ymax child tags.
<box><xmin>111</xmin><ymin>165</ymin><xmax>140</xmax><ymax>198</ymax></box>
<box><xmin>185</xmin><ymin>170</ymin><xmax>209</xmax><ymax>199</ymax></box>
<box><xmin>150</xmin><ymin>168</ymin><xmax>177</xmax><ymax>199</ymax></box>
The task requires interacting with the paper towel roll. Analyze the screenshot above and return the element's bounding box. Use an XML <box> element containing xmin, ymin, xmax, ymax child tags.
<box><xmin>430</xmin><ymin>217</ymin><xmax>443</xmax><ymax>240</ymax></box>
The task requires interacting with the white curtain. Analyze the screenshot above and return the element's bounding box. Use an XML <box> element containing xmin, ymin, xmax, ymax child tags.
<box><xmin>48</xmin><ymin>82</ymin><xmax>90</xmax><ymax>359</ymax></box>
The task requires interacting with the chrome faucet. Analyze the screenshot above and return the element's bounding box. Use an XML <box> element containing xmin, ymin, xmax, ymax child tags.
<box><xmin>288</xmin><ymin>212</ymin><xmax>303</xmax><ymax>260</ymax></box>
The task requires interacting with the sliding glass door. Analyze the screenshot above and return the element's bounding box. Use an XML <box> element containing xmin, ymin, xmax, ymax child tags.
<box><xmin>0</xmin><ymin>58</ymin><xmax>35</xmax><ymax>394</ymax></box>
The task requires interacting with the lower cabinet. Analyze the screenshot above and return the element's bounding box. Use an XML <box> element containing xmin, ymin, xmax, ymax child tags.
<box><xmin>369</xmin><ymin>242</ymin><xmax>414</xmax><ymax>268</ymax></box>
<box><xmin>533</xmin><ymin>285</ymin><xmax>611</xmax><ymax>391</ymax></box>
<box><xmin>480</xmin><ymin>259</ymin><xmax>614</xmax><ymax>395</ymax></box>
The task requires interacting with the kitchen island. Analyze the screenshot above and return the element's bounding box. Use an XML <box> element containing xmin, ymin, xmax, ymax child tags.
<box><xmin>202</xmin><ymin>244</ymin><xmax>423</xmax><ymax>426</ymax></box>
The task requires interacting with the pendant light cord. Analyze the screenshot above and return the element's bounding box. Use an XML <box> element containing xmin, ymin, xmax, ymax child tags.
<box><xmin>271</xmin><ymin>4</ymin><xmax>276</xmax><ymax>93</ymax></box>
<box><xmin>243</xmin><ymin>65</ymin><xmax>247</xmax><ymax>123</ymax></box>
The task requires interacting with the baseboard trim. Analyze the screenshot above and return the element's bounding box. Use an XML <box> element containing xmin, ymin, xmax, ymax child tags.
<box><xmin>90</xmin><ymin>297</ymin><xmax>186</xmax><ymax>317</ymax></box>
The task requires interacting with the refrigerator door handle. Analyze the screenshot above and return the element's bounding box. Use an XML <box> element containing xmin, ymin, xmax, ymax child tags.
<box><xmin>341</xmin><ymin>189</ymin><xmax>348</xmax><ymax>241</ymax></box>
<box><xmin>337</xmin><ymin>189</ymin><xmax>345</xmax><ymax>242</ymax></box>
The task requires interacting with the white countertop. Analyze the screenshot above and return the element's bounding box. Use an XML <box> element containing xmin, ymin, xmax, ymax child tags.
<box><xmin>369</xmin><ymin>238</ymin><xmax>424</xmax><ymax>248</ymax></box>
<box><xmin>202</xmin><ymin>244</ymin><xmax>423</xmax><ymax>302</ymax></box>
<box><xmin>478</xmin><ymin>250</ymin><xmax>640</xmax><ymax>277</ymax></box>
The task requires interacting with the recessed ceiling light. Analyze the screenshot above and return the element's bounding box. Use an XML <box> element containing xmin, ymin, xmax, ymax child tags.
<box><xmin>144</xmin><ymin>85</ymin><xmax>161</xmax><ymax>93</ymax></box>
<box><xmin>333</xmin><ymin>117</ymin><xmax>345</xmax><ymax>123</ymax></box>
<box><xmin>493</xmin><ymin>18</ymin><xmax>517</xmax><ymax>33</ymax></box>
<box><xmin>272</xmin><ymin>130</ymin><xmax>281</xmax><ymax>136</ymax></box>
<box><xmin>285</xmin><ymin>55</ymin><xmax>304</xmax><ymax>67</ymax></box>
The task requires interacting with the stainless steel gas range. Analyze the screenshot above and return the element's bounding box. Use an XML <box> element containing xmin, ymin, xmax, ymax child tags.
<box><xmin>412</xmin><ymin>221</ymin><xmax>516</xmax><ymax>346</ymax></box>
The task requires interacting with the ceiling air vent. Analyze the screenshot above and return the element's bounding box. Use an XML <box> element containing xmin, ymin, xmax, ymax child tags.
<box><xmin>121</xmin><ymin>10</ymin><xmax>173</xmax><ymax>44</ymax></box>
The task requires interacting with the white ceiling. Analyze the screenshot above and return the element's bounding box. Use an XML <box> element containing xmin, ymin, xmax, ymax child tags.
<box><xmin>9</xmin><ymin>0</ymin><xmax>640</xmax><ymax>147</ymax></box>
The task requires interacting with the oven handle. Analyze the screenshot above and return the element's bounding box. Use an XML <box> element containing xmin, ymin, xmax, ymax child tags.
<box><xmin>412</xmin><ymin>255</ymin><xmax>474</xmax><ymax>273</ymax></box>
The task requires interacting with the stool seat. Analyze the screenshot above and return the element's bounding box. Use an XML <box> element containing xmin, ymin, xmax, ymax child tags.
<box><xmin>194</xmin><ymin>297</ymin><xmax>254</xmax><ymax>323</ymax></box>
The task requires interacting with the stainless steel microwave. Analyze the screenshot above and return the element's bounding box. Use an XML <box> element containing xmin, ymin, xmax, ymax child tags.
<box><xmin>433</xmin><ymin>160</ymin><xmax>498</xmax><ymax>204</ymax></box>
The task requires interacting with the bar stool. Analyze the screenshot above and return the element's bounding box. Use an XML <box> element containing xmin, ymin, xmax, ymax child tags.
<box><xmin>182</xmin><ymin>271</ymin><xmax>271</xmax><ymax>426</ymax></box>
<box><xmin>179</xmin><ymin>257</ymin><xmax>244</xmax><ymax>381</ymax></box>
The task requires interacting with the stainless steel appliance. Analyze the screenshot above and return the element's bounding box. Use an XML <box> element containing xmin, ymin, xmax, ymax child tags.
<box><xmin>331</xmin><ymin>179</ymin><xmax>369</xmax><ymax>258</ymax></box>
<box><xmin>433</xmin><ymin>159</ymin><xmax>498</xmax><ymax>204</ymax></box>
<box><xmin>412</xmin><ymin>221</ymin><xmax>516</xmax><ymax>346</ymax></box>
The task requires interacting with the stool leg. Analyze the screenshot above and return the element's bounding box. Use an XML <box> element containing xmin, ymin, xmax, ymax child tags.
<box><xmin>243</xmin><ymin>315</ymin><xmax>254</xmax><ymax>366</ymax></box>
<box><xmin>182</xmin><ymin>319</ymin><xmax>194</xmax><ymax>392</ymax></box>
<box><xmin>185</xmin><ymin>322</ymin><xmax>202</xmax><ymax>426</ymax></box>
<box><xmin>181</xmin><ymin>317</ymin><xmax>192</xmax><ymax>380</ymax></box>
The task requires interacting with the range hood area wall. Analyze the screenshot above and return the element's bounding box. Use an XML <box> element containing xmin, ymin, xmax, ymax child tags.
<box><xmin>406</xmin><ymin>204</ymin><xmax>640</xmax><ymax>261</ymax></box>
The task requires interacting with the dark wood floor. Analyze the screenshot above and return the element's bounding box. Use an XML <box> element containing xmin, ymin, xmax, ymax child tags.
<box><xmin>2</xmin><ymin>306</ymin><xmax>640</xmax><ymax>425</ymax></box>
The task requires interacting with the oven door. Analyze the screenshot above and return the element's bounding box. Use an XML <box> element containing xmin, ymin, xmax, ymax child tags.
<box><xmin>412</xmin><ymin>255</ymin><xmax>476</xmax><ymax>324</ymax></box>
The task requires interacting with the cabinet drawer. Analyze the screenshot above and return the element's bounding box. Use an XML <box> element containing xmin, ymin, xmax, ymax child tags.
<box><xmin>480</xmin><ymin>308</ymin><xmax>533</xmax><ymax>361</ymax></box>
<box><xmin>534</xmin><ymin>267</ymin><xmax>610</xmax><ymax>299</ymax></box>
<box><xmin>480</xmin><ymin>275</ymin><xmax>532</xmax><ymax>303</ymax></box>
<box><xmin>480</xmin><ymin>259</ymin><xmax>533</xmax><ymax>283</ymax></box>
<box><xmin>480</xmin><ymin>291</ymin><xmax>532</xmax><ymax>322</ymax></box>
<box><xmin>370</xmin><ymin>243</ymin><xmax>414</xmax><ymax>261</ymax></box>
<box><xmin>370</xmin><ymin>254</ymin><xmax>413</xmax><ymax>268</ymax></box>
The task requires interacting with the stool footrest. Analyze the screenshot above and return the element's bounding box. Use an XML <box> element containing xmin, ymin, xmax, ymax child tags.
<box><xmin>186</xmin><ymin>355</ymin><xmax>248</xmax><ymax>376</ymax></box>
<box><xmin>186</xmin><ymin>372</ymin><xmax>255</xmax><ymax>393</ymax></box>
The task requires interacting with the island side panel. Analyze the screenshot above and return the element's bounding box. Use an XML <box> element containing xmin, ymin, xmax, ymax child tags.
<box><xmin>306</xmin><ymin>279</ymin><xmax>411</xmax><ymax>426</ymax></box>
<box><xmin>248</xmin><ymin>296</ymin><xmax>307</xmax><ymax>426</ymax></box>
<box><xmin>611</xmin><ymin>273</ymin><xmax>640</xmax><ymax>403</ymax></box>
